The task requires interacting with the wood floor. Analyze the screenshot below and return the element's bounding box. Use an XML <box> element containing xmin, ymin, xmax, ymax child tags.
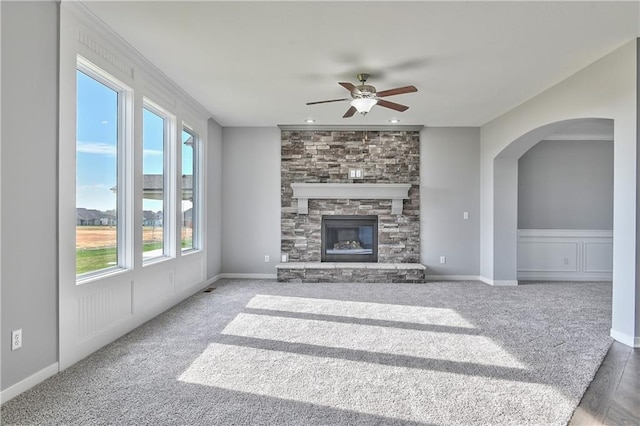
<box><xmin>570</xmin><ymin>341</ymin><xmax>639</xmax><ymax>425</ymax></box>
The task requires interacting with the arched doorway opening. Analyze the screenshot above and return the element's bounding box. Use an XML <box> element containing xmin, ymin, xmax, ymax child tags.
<box><xmin>492</xmin><ymin>118</ymin><xmax>614</xmax><ymax>284</ymax></box>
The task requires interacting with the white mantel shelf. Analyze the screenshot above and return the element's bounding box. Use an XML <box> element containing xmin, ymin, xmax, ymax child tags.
<box><xmin>291</xmin><ymin>183</ymin><xmax>412</xmax><ymax>215</ymax></box>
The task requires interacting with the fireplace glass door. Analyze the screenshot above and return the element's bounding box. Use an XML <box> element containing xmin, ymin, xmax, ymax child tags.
<box><xmin>321</xmin><ymin>215</ymin><xmax>378</xmax><ymax>262</ymax></box>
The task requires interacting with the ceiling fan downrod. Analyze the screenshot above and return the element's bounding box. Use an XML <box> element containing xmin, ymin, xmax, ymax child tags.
<box><xmin>356</xmin><ymin>73</ymin><xmax>369</xmax><ymax>84</ymax></box>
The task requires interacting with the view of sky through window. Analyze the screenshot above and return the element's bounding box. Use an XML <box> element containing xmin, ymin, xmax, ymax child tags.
<box><xmin>76</xmin><ymin>70</ymin><xmax>119</xmax><ymax>212</ymax></box>
<box><xmin>142</xmin><ymin>107</ymin><xmax>165</xmax><ymax>213</ymax></box>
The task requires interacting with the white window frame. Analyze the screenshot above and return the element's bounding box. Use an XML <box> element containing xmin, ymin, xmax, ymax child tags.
<box><xmin>141</xmin><ymin>99</ymin><xmax>177</xmax><ymax>263</ymax></box>
<box><xmin>76</xmin><ymin>56</ymin><xmax>133</xmax><ymax>282</ymax></box>
<box><xmin>181</xmin><ymin>124</ymin><xmax>201</xmax><ymax>253</ymax></box>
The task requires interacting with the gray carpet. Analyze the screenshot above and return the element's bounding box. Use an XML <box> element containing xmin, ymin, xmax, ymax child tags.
<box><xmin>1</xmin><ymin>279</ymin><xmax>613</xmax><ymax>425</ymax></box>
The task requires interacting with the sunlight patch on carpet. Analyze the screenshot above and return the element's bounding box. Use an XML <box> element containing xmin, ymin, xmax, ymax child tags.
<box><xmin>247</xmin><ymin>294</ymin><xmax>476</xmax><ymax>328</ymax></box>
<box><xmin>221</xmin><ymin>313</ymin><xmax>525</xmax><ymax>368</ymax></box>
<box><xmin>179</xmin><ymin>343</ymin><xmax>570</xmax><ymax>425</ymax></box>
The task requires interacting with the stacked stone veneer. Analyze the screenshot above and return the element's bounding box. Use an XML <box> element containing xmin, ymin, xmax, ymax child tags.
<box><xmin>277</xmin><ymin>263</ymin><xmax>426</xmax><ymax>283</ymax></box>
<box><xmin>280</xmin><ymin>130</ymin><xmax>421</xmax><ymax>282</ymax></box>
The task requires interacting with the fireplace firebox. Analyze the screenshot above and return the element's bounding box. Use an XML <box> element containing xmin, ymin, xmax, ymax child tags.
<box><xmin>321</xmin><ymin>215</ymin><xmax>378</xmax><ymax>262</ymax></box>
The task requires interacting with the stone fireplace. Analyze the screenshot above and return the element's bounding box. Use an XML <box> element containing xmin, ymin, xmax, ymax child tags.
<box><xmin>278</xmin><ymin>128</ymin><xmax>424</xmax><ymax>282</ymax></box>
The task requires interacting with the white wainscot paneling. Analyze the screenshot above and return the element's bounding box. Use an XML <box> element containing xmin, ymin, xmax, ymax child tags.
<box><xmin>584</xmin><ymin>241</ymin><xmax>614</xmax><ymax>273</ymax></box>
<box><xmin>137</xmin><ymin>263</ymin><xmax>175</xmax><ymax>311</ymax></box>
<box><xmin>518</xmin><ymin>242</ymin><xmax>579</xmax><ymax>272</ymax></box>
<box><xmin>78</xmin><ymin>276</ymin><xmax>133</xmax><ymax>340</ymax></box>
<box><xmin>177</xmin><ymin>253</ymin><xmax>205</xmax><ymax>292</ymax></box>
<box><xmin>517</xmin><ymin>229</ymin><xmax>612</xmax><ymax>281</ymax></box>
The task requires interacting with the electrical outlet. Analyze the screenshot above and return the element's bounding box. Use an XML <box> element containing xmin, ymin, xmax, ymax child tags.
<box><xmin>11</xmin><ymin>329</ymin><xmax>22</xmax><ymax>351</ymax></box>
<box><xmin>264</xmin><ymin>255</ymin><xmax>270</xmax><ymax>263</ymax></box>
<box><xmin>463</xmin><ymin>212</ymin><xmax>469</xmax><ymax>220</ymax></box>
<box><xmin>440</xmin><ymin>256</ymin><xmax>446</xmax><ymax>264</ymax></box>
<box><xmin>563</xmin><ymin>257</ymin><xmax>569</xmax><ymax>265</ymax></box>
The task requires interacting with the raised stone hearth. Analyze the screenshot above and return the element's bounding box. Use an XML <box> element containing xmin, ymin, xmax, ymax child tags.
<box><xmin>276</xmin><ymin>262</ymin><xmax>426</xmax><ymax>283</ymax></box>
<box><xmin>279</xmin><ymin>128</ymin><xmax>424</xmax><ymax>283</ymax></box>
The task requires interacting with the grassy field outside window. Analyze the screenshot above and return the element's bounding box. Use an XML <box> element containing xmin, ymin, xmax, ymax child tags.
<box><xmin>76</xmin><ymin>226</ymin><xmax>192</xmax><ymax>274</ymax></box>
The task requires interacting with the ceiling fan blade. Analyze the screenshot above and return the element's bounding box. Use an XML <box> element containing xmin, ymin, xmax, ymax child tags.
<box><xmin>339</xmin><ymin>82</ymin><xmax>360</xmax><ymax>93</ymax></box>
<box><xmin>343</xmin><ymin>106</ymin><xmax>357</xmax><ymax>118</ymax></box>
<box><xmin>376</xmin><ymin>85</ymin><xmax>418</xmax><ymax>98</ymax></box>
<box><xmin>376</xmin><ymin>99</ymin><xmax>409</xmax><ymax>112</ymax></box>
<box><xmin>306</xmin><ymin>98</ymin><xmax>350</xmax><ymax>105</ymax></box>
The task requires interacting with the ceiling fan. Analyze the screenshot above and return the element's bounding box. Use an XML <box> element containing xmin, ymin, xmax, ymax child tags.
<box><xmin>306</xmin><ymin>73</ymin><xmax>418</xmax><ymax>118</ymax></box>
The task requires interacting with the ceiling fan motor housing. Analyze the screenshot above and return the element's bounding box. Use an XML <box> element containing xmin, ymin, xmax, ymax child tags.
<box><xmin>353</xmin><ymin>84</ymin><xmax>376</xmax><ymax>98</ymax></box>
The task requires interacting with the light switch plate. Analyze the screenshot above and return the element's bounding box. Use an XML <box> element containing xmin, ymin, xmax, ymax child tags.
<box><xmin>349</xmin><ymin>168</ymin><xmax>363</xmax><ymax>179</ymax></box>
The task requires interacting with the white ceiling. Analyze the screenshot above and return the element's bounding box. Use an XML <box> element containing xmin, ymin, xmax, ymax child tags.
<box><xmin>81</xmin><ymin>1</ymin><xmax>639</xmax><ymax>128</ymax></box>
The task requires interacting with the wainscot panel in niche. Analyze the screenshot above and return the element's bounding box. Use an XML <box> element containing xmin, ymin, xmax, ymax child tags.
<box><xmin>280</xmin><ymin>130</ymin><xmax>420</xmax><ymax>264</ymax></box>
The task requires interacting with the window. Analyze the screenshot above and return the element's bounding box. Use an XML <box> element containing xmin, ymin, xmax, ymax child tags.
<box><xmin>74</xmin><ymin>59</ymin><xmax>201</xmax><ymax>278</ymax></box>
<box><xmin>75</xmin><ymin>68</ymin><xmax>123</xmax><ymax>276</ymax></box>
<box><xmin>181</xmin><ymin>127</ymin><xmax>198</xmax><ymax>251</ymax></box>
<box><xmin>142</xmin><ymin>105</ymin><xmax>168</xmax><ymax>261</ymax></box>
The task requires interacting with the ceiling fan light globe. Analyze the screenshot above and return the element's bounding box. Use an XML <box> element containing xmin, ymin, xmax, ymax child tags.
<box><xmin>350</xmin><ymin>98</ymin><xmax>377</xmax><ymax>114</ymax></box>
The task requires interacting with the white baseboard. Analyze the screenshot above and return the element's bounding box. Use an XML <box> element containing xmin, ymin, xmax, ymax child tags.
<box><xmin>610</xmin><ymin>328</ymin><xmax>640</xmax><ymax>348</ymax></box>
<box><xmin>1</xmin><ymin>363</ymin><xmax>59</xmax><ymax>404</ymax></box>
<box><xmin>218</xmin><ymin>273</ymin><xmax>277</xmax><ymax>280</ymax></box>
<box><xmin>206</xmin><ymin>274</ymin><xmax>223</xmax><ymax>284</ymax></box>
<box><xmin>492</xmin><ymin>280</ymin><xmax>519</xmax><ymax>286</ymax></box>
<box><xmin>425</xmin><ymin>275</ymin><xmax>483</xmax><ymax>282</ymax></box>
<box><xmin>478</xmin><ymin>276</ymin><xmax>519</xmax><ymax>286</ymax></box>
<box><xmin>517</xmin><ymin>272</ymin><xmax>612</xmax><ymax>281</ymax></box>
<box><xmin>478</xmin><ymin>276</ymin><xmax>494</xmax><ymax>285</ymax></box>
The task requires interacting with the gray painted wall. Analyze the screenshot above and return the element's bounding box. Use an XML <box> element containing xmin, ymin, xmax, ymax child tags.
<box><xmin>221</xmin><ymin>127</ymin><xmax>281</xmax><ymax>275</ymax></box>
<box><xmin>222</xmin><ymin>127</ymin><xmax>482</xmax><ymax>277</ymax></box>
<box><xmin>1</xmin><ymin>1</ymin><xmax>59</xmax><ymax>390</ymax></box>
<box><xmin>420</xmin><ymin>128</ymin><xmax>480</xmax><ymax>276</ymax></box>
<box><xmin>518</xmin><ymin>139</ymin><xmax>613</xmax><ymax>229</ymax></box>
<box><xmin>206</xmin><ymin>118</ymin><xmax>223</xmax><ymax>279</ymax></box>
